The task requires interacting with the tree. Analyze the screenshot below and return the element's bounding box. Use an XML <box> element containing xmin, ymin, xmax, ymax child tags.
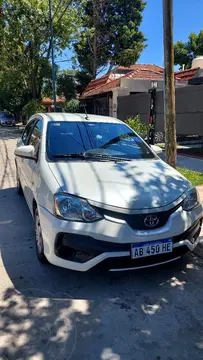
<box><xmin>74</xmin><ymin>0</ymin><xmax>146</xmax><ymax>79</ymax></box>
<box><xmin>56</xmin><ymin>69</ymin><xmax>92</xmax><ymax>100</ymax></box>
<box><xmin>75</xmin><ymin>71</ymin><xmax>92</xmax><ymax>94</ymax></box>
<box><xmin>23</xmin><ymin>100</ymin><xmax>46</xmax><ymax>121</ymax></box>
<box><xmin>174</xmin><ymin>30</ymin><xmax>203</xmax><ymax>70</ymax></box>
<box><xmin>57</xmin><ymin>70</ymin><xmax>77</xmax><ymax>101</ymax></box>
<box><xmin>0</xmin><ymin>0</ymin><xmax>83</xmax><ymax>116</ymax></box>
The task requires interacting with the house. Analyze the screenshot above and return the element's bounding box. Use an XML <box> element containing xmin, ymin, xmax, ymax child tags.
<box><xmin>174</xmin><ymin>67</ymin><xmax>200</xmax><ymax>81</ymax></box>
<box><xmin>81</xmin><ymin>64</ymin><xmax>183</xmax><ymax>117</ymax></box>
<box><xmin>174</xmin><ymin>56</ymin><xmax>203</xmax><ymax>84</ymax></box>
<box><xmin>116</xmin><ymin>57</ymin><xmax>203</xmax><ymax>137</ymax></box>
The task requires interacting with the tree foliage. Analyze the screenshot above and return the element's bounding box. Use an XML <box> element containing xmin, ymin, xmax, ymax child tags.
<box><xmin>74</xmin><ymin>0</ymin><xmax>146</xmax><ymax>79</ymax></box>
<box><xmin>0</xmin><ymin>0</ymin><xmax>82</xmax><ymax>116</ymax></box>
<box><xmin>22</xmin><ymin>100</ymin><xmax>45</xmax><ymax>120</ymax></box>
<box><xmin>125</xmin><ymin>116</ymin><xmax>150</xmax><ymax>138</ymax></box>
<box><xmin>64</xmin><ymin>99</ymin><xmax>80</xmax><ymax>113</ymax></box>
<box><xmin>75</xmin><ymin>71</ymin><xmax>92</xmax><ymax>94</ymax></box>
<box><xmin>174</xmin><ymin>30</ymin><xmax>203</xmax><ymax>69</ymax></box>
<box><xmin>57</xmin><ymin>70</ymin><xmax>77</xmax><ymax>101</ymax></box>
<box><xmin>57</xmin><ymin>69</ymin><xmax>92</xmax><ymax>100</ymax></box>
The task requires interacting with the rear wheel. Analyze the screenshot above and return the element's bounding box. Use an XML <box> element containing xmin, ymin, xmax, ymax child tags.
<box><xmin>34</xmin><ymin>208</ymin><xmax>48</xmax><ymax>264</ymax></box>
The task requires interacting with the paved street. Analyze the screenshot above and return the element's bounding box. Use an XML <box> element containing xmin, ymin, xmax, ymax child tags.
<box><xmin>176</xmin><ymin>155</ymin><xmax>203</xmax><ymax>173</ymax></box>
<box><xmin>1</xmin><ymin>127</ymin><xmax>203</xmax><ymax>360</ymax></box>
<box><xmin>160</xmin><ymin>152</ymin><xmax>203</xmax><ymax>173</ymax></box>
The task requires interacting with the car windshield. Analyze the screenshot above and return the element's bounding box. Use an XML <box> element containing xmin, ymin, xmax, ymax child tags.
<box><xmin>0</xmin><ymin>112</ymin><xmax>13</xmax><ymax>119</ymax></box>
<box><xmin>46</xmin><ymin>121</ymin><xmax>155</xmax><ymax>161</ymax></box>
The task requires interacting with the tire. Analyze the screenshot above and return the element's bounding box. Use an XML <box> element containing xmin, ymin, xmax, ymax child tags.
<box><xmin>16</xmin><ymin>168</ymin><xmax>23</xmax><ymax>196</ymax></box>
<box><xmin>34</xmin><ymin>208</ymin><xmax>48</xmax><ymax>263</ymax></box>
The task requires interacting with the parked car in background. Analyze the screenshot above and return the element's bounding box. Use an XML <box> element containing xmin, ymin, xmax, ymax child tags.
<box><xmin>14</xmin><ymin>113</ymin><xmax>203</xmax><ymax>272</ymax></box>
<box><xmin>0</xmin><ymin>112</ymin><xmax>15</xmax><ymax>126</ymax></box>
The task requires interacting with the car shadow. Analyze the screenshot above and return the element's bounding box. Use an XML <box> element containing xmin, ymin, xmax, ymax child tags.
<box><xmin>1</xmin><ymin>187</ymin><xmax>203</xmax><ymax>359</ymax></box>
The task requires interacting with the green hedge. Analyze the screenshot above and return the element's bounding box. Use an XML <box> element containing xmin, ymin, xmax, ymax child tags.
<box><xmin>125</xmin><ymin>116</ymin><xmax>150</xmax><ymax>138</ymax></box>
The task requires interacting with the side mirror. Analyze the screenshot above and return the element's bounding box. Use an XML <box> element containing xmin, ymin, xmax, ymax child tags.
<box><xmin>150</xmin><ymin>145</ymin><xmax>163</xmax><ymax>154</ymax></box>
<box><xmin>15</xmin><ymin>145</ymin><xmax>36</xmax><ymax>160</ymax></box>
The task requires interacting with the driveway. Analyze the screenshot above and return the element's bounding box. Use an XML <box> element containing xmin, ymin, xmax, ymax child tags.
<box><xmin>1</xmin><ymin>127</ymin><xmax>203</xmax><ymax>360</ymax></box>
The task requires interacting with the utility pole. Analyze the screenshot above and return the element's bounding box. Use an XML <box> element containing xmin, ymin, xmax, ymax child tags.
<box><xmin>163</xmin><ymin>0</ymin><xmax>176</xmax><ymax>167</ymax></box>
<box><xmin>48</xmin><ymin>0</ymin><xmax>57</xmax><ymax>112</ymax></box>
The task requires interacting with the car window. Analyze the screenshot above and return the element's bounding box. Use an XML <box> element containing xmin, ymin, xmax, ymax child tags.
<box><xmin>28</xmin><ymin>120</ymin><xmax>43</xmax><ymax>154</ymax></box>
<box><xmin>46</xmin><ymin>121</ymin><xmax>155</xmax><ymax>160</ymax></box>
<box><xmin>22</xmin><ymin>120</ymin><xmax>35</xmax><ymax>145</ymax></box>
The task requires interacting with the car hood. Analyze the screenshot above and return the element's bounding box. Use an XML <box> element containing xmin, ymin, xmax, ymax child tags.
<box><xmin>48</xmin><ymin>159</ymin><xmax>191</xmax><ymax>210</ymax></box>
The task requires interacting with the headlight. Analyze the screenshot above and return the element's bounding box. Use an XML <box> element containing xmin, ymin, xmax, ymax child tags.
<box><xmin>182</xmin><ymin>187</ymin><xmax>199</xmax><ymax>211</ymax></box>
<box><xmin>54</xmin><ymin>193</ymin><xmax>103</xmax><ymax>222</ymax></box>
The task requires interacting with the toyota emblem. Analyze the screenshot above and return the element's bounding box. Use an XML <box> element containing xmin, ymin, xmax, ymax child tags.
<box><xmin>144</xmin><ymin>214</ymin><xmax>159</xmax><ymax>228</ymax></box>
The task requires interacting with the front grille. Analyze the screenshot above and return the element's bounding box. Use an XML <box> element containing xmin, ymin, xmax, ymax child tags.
<box><xmin>97</xmin><ymin>203</ymin><xmax>182</xmax><ymax>230</ymax></box>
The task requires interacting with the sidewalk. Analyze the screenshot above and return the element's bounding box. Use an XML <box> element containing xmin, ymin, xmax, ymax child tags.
<box><xmin>197</xmin><ymin>185</ymin><xmax>203</xmax><ymax>201</ymax></box>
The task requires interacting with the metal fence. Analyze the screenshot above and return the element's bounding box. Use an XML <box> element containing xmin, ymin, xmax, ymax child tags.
<box><xmin>118</xmin><ymin>84</ymin><xmax>203</xmax><ymax>136</ymax></box>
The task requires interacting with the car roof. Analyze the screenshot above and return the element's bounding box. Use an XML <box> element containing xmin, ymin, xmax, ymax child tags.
<box><xmin>36</xmin><ymin>113</ymin><xmax>122</xmax><ymax>124</ymax></box>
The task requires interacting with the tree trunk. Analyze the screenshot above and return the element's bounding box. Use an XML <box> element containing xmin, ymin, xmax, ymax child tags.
<box><xmin>92</xmin><ymin>33</ymin><xmax>97</xmax><ymax>79</ymax></box>
<box><xmin>163</xmin><ymin>0</ymin><xmax>176</xmax><ymax>168</ymax></box>
<box><xmin>92</xmin><ymin>0</ymin><xmax>97</xmax><ymax>79</ymax></box>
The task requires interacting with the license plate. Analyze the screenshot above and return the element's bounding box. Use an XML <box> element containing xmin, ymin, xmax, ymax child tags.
<box><xmin>131</xmin><ymin>239</ymin><xmax>173</xmax><ymax>259</ymax></box>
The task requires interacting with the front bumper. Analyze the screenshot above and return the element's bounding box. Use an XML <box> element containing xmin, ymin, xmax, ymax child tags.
<box><xmin>38</xmin><ymin>203</ymin><xmax>203</xmax><ymax>272</ymax></box>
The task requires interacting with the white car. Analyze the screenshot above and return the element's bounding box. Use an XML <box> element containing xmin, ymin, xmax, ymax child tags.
<box><xmin>15</xmin><ymin>113</ymin><xmax>203</xmax><ymax>271</ymax></box>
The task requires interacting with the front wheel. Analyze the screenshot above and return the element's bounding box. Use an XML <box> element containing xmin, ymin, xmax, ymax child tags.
<box><xmin>34</xmin><ymin>208</ymin><xmax>48</xmax><ymax>264</ymax></box>
<box><xmin>16</xmin><ymin>168</ymin><xmax>23</xmax><ymax>196</ymax></box>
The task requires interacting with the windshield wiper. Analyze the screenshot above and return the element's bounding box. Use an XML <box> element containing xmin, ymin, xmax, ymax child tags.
<box><xmin>53</xmin><ymin>153</ymin><xmax>132</xmax><ymax>162</ymax></box>
<box><xmin>53</xmin><ymin>153</ymin><xmax>85</xmax><ymax>159</ymax></box>
<box><xmin>84</xmin><ymin>153</ymin><xmax>132</xmax><ymax>162</ymax></box>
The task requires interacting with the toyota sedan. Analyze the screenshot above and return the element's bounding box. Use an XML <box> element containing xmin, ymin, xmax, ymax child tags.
<box><xmin>14</xmin><ymin>113</ymin><xmax>203</xmax><ymax>271</ymax></box>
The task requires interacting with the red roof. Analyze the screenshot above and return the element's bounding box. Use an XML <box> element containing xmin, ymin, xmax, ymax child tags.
<box><xmin>124</xmin><ymin>69</ymin><xmax>164</xmax><ymax>80</ymax></box>
<box><xmin>117</xmin><ymin>64</ymin><xmax>164</xmax><ymax>72</ymax></box>
<box><xmin>41</xmin><ymin>96</ymin><xmax>66</xmax><ymax>105</ymax></box>
<box><xmin>174</xmin><ymin>67</ymin><xmax>199</xmax><ymax>81</ymax></box>
<box><xmin>83</xmin><ymin>73</ymin><xmax>115</xmax><ymax>96</ymax></box>
<box><xmin>81</xmin><ymin>65</ymin><xmax>166</xmax><ymax>99</ymax></box>
<box><xmin>81</xmin><ymin>63</ymin><xmax>192</xmax><ymax>99</ymax></box>
<box><xmin>82</xmin><ymin>64</ymin><xmax>165</xmax><ymax>99</ymax></box>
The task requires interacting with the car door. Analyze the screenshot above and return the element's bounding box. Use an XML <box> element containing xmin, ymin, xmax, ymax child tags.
<box><xmin>16</xmin><ymin>119</ymin><xmax>36</xmax><ymax>194</ymax></box>
<box><xmin>23</xmin><ymin>119</ymin><xmax>43</xmax><ymax>212</ymax></box>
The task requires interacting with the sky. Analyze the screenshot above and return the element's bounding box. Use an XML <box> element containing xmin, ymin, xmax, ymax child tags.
<box><xmin>58</xmin><ymin>0</ymin><xmax>203</xmax><ymax>71</ymax></box>
<box><xmin>139</xmin><ymin>0</ymin><xmax>203</xmax><ymax>66</ymax></box>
